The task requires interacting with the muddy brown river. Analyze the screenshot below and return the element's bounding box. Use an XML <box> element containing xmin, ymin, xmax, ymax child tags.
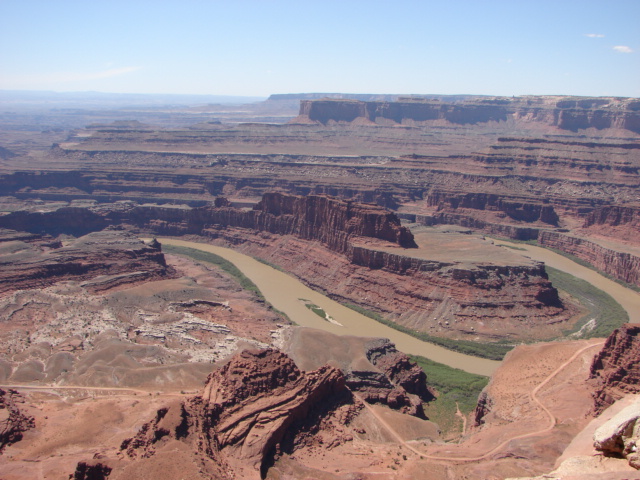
<box><xmin>158</xmin><ymin>238</ymin><xmax>640</xmax><ymax>377</ymax></box>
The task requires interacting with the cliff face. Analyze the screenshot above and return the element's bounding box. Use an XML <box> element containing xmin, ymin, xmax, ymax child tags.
<box><xmin>590</xmin><ymin>325</ymin><xmax>640</xmax><ymax>413</ymax></box>
<box><xmin>296</xmin><ymin>96</ymin><xmax>640</xmax><ymax>133</ymax></box>
<box><xmin>538</xmin><ymin>230</ymin><xmax>640</xmax><ymax>287</ymax></box>
<box><xmin>584</xmin><ymin>205</ymin><xmax>640</xmax><ymax>228</ymax></box>
<box><xmin>253</xmin><ymin>192</ymin><xmax>417</xmax><ymax>248</ymax></box>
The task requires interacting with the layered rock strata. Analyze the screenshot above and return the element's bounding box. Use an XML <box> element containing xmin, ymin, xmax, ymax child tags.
<box><xmin>538</xmin><ymin>230</ymin><xmax>640</xmax><ymax>287</ymax></box>
<box><xmin>110</xmin><ymin>348</ymin><xmax>359</xmax><ymax>480</ymax></box>
<box><xmin>0</xmin><ymin>229</ymin><xmax>173</xmax><ymax>295</ymax></box>
<box><xmin>590</xmin><ymin>324</ymin><xmax>640</xmax><ymax>412</ymax></box>
<box><xmin>295</xmin><ymin>96</ymin><xmax>640</xmax><ymax>133</ymax></box>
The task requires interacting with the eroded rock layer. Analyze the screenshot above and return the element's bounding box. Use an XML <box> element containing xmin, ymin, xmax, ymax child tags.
<box><xmin>538</xmin><ymin>230</ymin><xmax>640</xmax><ymax>287</ymax></box>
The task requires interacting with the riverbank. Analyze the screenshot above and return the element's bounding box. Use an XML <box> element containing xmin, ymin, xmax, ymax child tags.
<box><xmin>157</xmin><ymin>237</ymin><xmax>501</xmax><ymax>376</ymax></box>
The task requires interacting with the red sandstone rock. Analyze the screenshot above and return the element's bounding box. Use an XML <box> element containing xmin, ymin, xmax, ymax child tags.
<box><xmin>590</xmin><ymin>324</ymin><xmax>640</xmax><ymax>412</ymax></box>
<box><xmin>117</xmin><ymin>348</ymin><xmax>357</xmax><ymax>480</ymax></box>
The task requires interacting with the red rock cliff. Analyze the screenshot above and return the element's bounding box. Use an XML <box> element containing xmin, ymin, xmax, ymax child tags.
<box><xmin>590</xmin><ymin>324</ymin><xmax>640</xmax><ymax>412</ymax></box>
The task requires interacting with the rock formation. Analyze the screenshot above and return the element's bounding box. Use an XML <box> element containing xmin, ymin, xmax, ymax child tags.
<box><xmin>593</xmin><ymin>396</ymin><xmax>640</xmax><ymax>469</ymax></box>
<box><xmin>590</xmin><ymin>324</ymin><xmax>640</xmax><ymax>412</ymax></box>
<box><xmin>538</xmin><ymin>231</ymin><xmax>640</xmax><ymax>287</ymax></box>
<box><xmin>0</xmin><ymin>388</ymin><xmax>35</xmax><ymax>454</ymax></box>
<box><xmin>0</xmin><ymin>229</ymin><xmax>173</xmax><ymax>295</ymax></box>
<box><xmin>108</xmin><ymin>348</ymin><xmax>359</xmax><ymax>480</ymax></box>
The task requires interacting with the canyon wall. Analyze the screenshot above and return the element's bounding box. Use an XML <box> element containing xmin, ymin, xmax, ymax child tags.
<box><xmin>538</xmin><ymin>230</ymin><xmax>640</xmax><ymax>287</ymax></box>
<box><xmin>584</xmin><ymin>205</ymin><xmax>640</xmax><ymax>229</ymax></box>
<box><xmin>298</xmin><ymin>99</ymin><xmax>509</xmax><ymax>125</ymax></box>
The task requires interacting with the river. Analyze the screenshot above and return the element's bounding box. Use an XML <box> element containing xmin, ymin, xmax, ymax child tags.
<box><xmin>158</xmin><ymin>238</ymin><xmax>500</xmax><ymax>376</ymax></box>
<box><xmin>157</xmin><ymin>237</ymin><xmax>640</xmax><ymax>377</ymax></box>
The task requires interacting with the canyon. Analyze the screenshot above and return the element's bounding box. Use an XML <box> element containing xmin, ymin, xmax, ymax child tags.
<box><xmin>0</xmin><ymin>93</ymin><xmax>639</xmax><ymax>479</ymax></box>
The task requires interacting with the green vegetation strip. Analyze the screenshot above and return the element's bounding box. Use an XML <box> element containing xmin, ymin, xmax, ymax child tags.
<box><xmin>547</xmin><ymin>266</ymin><xmax>629</xmax><ymax>338</ymax></box>
<box><xmin>410</xmin><ymin>354</ymin><xmax>489</xmax><ymax>438</ymax></box>
<box><xmin>342</xmin><ymin>303</ymin><xmax>512</xmax><ymax>361</ymax></box>
<box><xmin>162</xmin><ymin>244</ymin><xmax>264</xmax><ymax>298</ymax></box>
<box><xmin>162</xmin><ymin>244</ymin><xmax>293</xmax><ymax>323</ymax></box>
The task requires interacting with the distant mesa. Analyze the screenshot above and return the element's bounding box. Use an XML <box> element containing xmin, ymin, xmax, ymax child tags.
<box><xmin>291</xmin><ymin>95</ymin><xmax>640</xmax><ymax>133</ymax></box>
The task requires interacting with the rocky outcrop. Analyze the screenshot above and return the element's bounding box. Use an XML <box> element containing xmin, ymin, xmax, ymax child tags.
<box><xmin>70</xmin><ymin>461</ymin><xmax>113</xmax><ymax>480</ymax></box>
<box><xmin>346</xmin><ymin>339</ymin><xmax>433</xmax><ymax>418</ymax></box>
<box><xmin>0</xmin><ymin>388</ymin><xmax>35</xmax><ymax>454</ymax></box>
<box><xmin>473</xmin><ymin>390</ymin><xmax>493</xmax><ymax>427</ymax></box>
<box><xmin>538</xmin><ymin>230</ymin><xmax>640</xmax><ymax>287</ymax></box>
<box><xmin>295</xmin><ymin>96</ymin><xmax>640</xmax><ymax>133</ymax></box>
<box><xmin>0</xmin><ymin>230</ymin><xmax>173</xmax><ymax>295</ymax></box>
<box><xmin>364</xmin><ymin>338</ymin><xmax>432</xmax><ymax>401</ymax></box>
<box><xmin>590</xmin><ymin>325</ymin><xmax>640</xmax><ymax>412</ymax></box>
<box><xmin>593</xmin><ymin>396</ymin><xmax>640</xmax><ymax>469</ymax></box>
<box><xmin>118</xmin><ymin>349</ymin><xmax>357</xmax><ymax>480</ymax></box>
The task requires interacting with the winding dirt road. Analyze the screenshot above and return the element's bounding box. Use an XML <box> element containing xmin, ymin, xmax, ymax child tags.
<box><xmin>359</xmin><ymin>340</ymin><xmax>604</xmax><ymax>463</ymax></box>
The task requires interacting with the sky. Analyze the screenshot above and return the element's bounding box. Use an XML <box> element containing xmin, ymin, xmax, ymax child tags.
<box><xmin>1</xmin><ymin>0</ymin><xmax>638</xmax><ymax>98</ymax></box>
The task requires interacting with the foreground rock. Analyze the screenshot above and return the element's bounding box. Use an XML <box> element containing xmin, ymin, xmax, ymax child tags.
<box><xmin>593</xmin><ymin>396</ymin><xmax>640</xmax><ymax>469</ymax></box>
<box><xmin>76</xmin><ymin>348</ymin><xmax>359</xmax><ymax>480</ymax></box>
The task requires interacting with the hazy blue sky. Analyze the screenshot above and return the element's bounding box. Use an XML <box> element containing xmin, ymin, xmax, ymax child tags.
<box><xmin>1</xmin><ymin>0</ymin><xmax>638</xmax><ymax>97</ymax></box>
